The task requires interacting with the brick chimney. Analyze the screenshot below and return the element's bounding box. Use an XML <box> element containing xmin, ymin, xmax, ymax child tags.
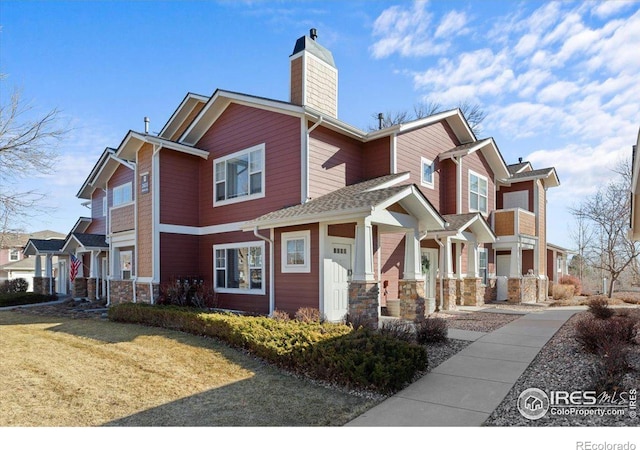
<box><xmin>290</xmin><ymin>28</ymin><xmax>338</xmax><ymax>117</ymax></box>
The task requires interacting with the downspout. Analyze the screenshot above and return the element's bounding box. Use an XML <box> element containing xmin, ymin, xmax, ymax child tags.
<box><xmin>304</xmin><ymin>116</ymin><xmax>324</xmax><ymax>203</ymax></box>
<box><xmin>253</xmin><ymin>226</ymin><xmax>275</xmax><ymax>316</ymax></box>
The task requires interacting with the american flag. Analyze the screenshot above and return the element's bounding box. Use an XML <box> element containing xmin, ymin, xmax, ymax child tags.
<box><xmin>70</xmin><ymin>254</ymin><xmax>82</xmax><ymax>282</ymax></box>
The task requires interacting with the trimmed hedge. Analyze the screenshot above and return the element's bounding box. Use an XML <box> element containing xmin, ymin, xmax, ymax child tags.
<box><xmin>0</xmin><ymin>292</ymin><xmax>56</xmax><ymax>307</ymax></box>
<box><xmin>108</xmin><ymin>303</ymin><xmax>428</xmax><ymax>394</ymax></box>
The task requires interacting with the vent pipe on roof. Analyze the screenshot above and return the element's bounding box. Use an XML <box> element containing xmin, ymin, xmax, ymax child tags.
<box><xmin>518</xmin><ymin>157</ymin><xmax>522</xmax><ymax>163</ymax></box>
<box><xmin>144</xmin><ymin>117</ymin><xmax>150</xmax><ymax>134</ymax></box>
<box><xmin>378</xmin><ymin>113</ymin><xmax>384</xmax><ymax>130</ymax></box>
<box><xmin>310</xmin><ymin>28</ymin><xmax>317</xmax><ymax>40</ymax></box>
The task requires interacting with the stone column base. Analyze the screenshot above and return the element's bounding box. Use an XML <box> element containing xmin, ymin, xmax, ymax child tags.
<box><xmin>484</xmin><ymin>278</ymin><xmax>497</xmax><ymax>302</ymax></box>
<box><xmin>462</xmin><ymin>278</ymin><xmax>485</xmax><ymax>306</ymax></box>
<box><xmin>33</xmin><ymin>277</ymin><xmax>54</xmax><ymax>295</ymax></box>
<box><xmin>508</xmin><ymin>278</ymin><xmax>521</xmax><ymax>303</ymax></box>
<box><xmin>87</xmin><ymin>278</ymin><xmax>97</xmax><ymax>301</ymax></box>
<box><xmin>436</xmin><ymin>278</ymin><xmax>458</xmax><ymax>311</ymax></box>
<box><xmin>72</xmin><ymin>277</ymin><xmax>88</xmax><ymax>298</ymax></box>
<box><xmin>537</xmin><ymin>277</ymin><xmax>548</xmax><ymax>302</ymax></box>
<box><xmin>109</xmin><ymin>280</ymin><xmax>134</xmax><ymax>305</ymax></box>
<box><xmin>348</xmin><ymin>281</ymin><xmax>379</xmax><ymax>329</ymax></box>
<box><xmin>522</xmin><ymin>276</ymin><xmax>537</xmax><ymax>303</ymax></box>
<box><xmin>399</xmin><ymin>280</ymin><xmax>425</xmax><ymax>322</ymax></box>
<box><xmin>135</xmin><ymin>282</ymin><xmax>160</xmax><ymax>304</ymax></box>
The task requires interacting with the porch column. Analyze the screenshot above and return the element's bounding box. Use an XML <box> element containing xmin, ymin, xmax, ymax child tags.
<box><xmin>467</xmin><ymin>242</ymin><xmax>479</xmax><ymax>278</ymax></box>
<box><xmin>443</xmin><ymin>237</ymin><xmax>454</xmax><ymax>278</ymax></box>
<box><xmin>455</xmin><ymin>242</ymin><xmax>463</xmax><ymax>279</ymax></box>
<box><xmin>533</xmin><ymin>242</ymin><xmax>540</xmax><ymax>276</ymax></box>
<box><xmin>402</xmin><ymin>229</ymin><xmax>422</xmax><ymax>280</ymax></box>
<box><xmin>88</xmin><ymin>251</ymin><xmax>98</xmax><ymax>301</ymax></box>
<box><xmin>45</xmin><ymin>254</ymin><xmax>53</xmax><ymax>295</ymax></box>
<box><xmin>34</xmin><ymin>255</ymin><xmax>42</xmax><ymax>277</ymax></box>
<box><xmin>353</xmin><ymin>218</ymin><xmax>375</xmax><ymax>281</ymax></box>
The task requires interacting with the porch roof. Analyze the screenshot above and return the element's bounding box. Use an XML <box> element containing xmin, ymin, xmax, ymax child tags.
<box><xmin>425</xmin><ymin>213</ymin><xmax>496</xmax><ymax>243</ymax></box>
<box><xmin>23</xmin><ymin>239</ymin><xmax>66</xmax><ymax>256</ymax></box>
<box><xmin>61</xmin><ymin>233</ymin><xmax>108</xmax><ymax>253</ymax></box>
<box><xmin>243</xmin><ymin>173</ymin><xmax>446</xmax><ymax>232</ymax></box>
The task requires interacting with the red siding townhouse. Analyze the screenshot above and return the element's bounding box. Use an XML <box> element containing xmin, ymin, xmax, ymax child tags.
<box><xmin>36</xmin><ymin>30</ymin><xmax>568</xmax><ymax>324</ymax></box>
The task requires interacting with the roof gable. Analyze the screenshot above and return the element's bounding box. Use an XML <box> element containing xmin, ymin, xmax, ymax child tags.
<box><xmin>158</xmin><ymin>92</ymin><xmax>209</xmax><ymax>140</ymax></box>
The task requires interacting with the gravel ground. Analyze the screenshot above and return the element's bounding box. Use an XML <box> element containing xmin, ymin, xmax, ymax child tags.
<box><xmin>431</xmin><ymin>310</ymin><xmax>523</xmax><ymax>332</ymax></box>
<box><xmin>484</xmin><ymin>310</ymin><xmax>640</xmax><ymax>426</ymax></box>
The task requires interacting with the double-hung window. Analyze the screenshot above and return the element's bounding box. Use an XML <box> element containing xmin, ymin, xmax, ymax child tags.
<box><xmin>469</xmin><ymin>171</ymin><xmax>488</xmax><ymax>214</ymax></box>
<box><xmin>9</xmin><ymin>249</ymin><xmax>19</xmax><ymax>261</ymax></box>
<box><xmin>281</xmin><ymin>230</ymin><xmax>310</xmax><ymax>273</ymax></box>
<box><xmin>478</xmin><ymin>248</ymin><xmax>488</xmax><ymax>285</ymax></box>
<box><xmin>113</xmin><ymin>182</ymin><xmax>133</xmax><ymax>207</ymax></box>
<box><xmin>214</xmin><ymin>144</ymin><xmax>265</xmax><ymax>206</ymax></box>
<box><xmin>120</xmin><ymin>250</ymin><xmax>132</xmax><ymax>280</ymax></box>
<box><xmin>421</xmin><ymin>157</ymin><xmax>434</xmax><ymax>188</ymax></box>
<box><xmin>214</xmin><ymin>242</ymin><xmax>264</xmax><ymax>294</ymax></box>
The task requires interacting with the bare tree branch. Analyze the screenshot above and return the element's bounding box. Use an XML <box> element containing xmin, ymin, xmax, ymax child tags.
<box><xmin>0</xmin><ymin>84</ymin><xmax>67</xmax><ymax>239</ymax></box>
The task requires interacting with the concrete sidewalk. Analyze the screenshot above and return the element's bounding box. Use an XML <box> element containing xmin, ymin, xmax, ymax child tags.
<box><xmin>346</xmin><ymin>308</ymin><xmax>579</xmax><ymax>427</ymax></box>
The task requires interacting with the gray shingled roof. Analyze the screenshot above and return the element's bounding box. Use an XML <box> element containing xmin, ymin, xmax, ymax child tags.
<box><xmin>507</xmin><ymin>161</ymin><xmax>530</xmax><ymax>175</ymax></box>
<box><xmin>72</xmin><ymin>233</ymin><xmax>108</xmax><ymax>249</ymax></box>
<box><xmin>438</xmin><ymin>138</ymin><xmax>492</xmax><ymax>158</ymax></box>
<box><xmin>247</xmin><ymin>173</ymin><xmax>412</xmax><ymax>225</ymax></box>
<box><xmin>510</xmin><ymin>168</ymin><xmax>555</xmax><ymax>180</ymax></box>
<box><xmin>442</xmin><ymin>213</ymin><xmax>481</xmax><ymax>231</ymax></box>
<box><xmin>26</xmin><ymin>239</ymin><xmax>65</xmax><ymax>252</ymax></box>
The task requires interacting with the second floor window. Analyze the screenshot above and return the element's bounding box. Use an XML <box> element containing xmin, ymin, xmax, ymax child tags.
<box><xmin>9</xmin><ymin>249</ymin><xmax>19</xmax><ymax>261</ymax></box>
<box><xmin>469</xmin><ymin>172</ymin><xmax>488</xmax><ymax>214</ymax></box>
<box><xmin>421</xmin><ymin>157</ymin><xmax>434</xmax><ymax>188</ymax></box>
<box><xmin>113</xmin><ymin>182</ymin><xmax>133</xmax><ymax>207</ymax></box>
<box><xmin>214</xmin><ymin>144</ymin><xmax>265</xmax><ymax>206</ymax></box>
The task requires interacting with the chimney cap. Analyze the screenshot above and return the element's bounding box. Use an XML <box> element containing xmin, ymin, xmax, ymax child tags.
<box><xmin>310</xmin><ymin>28</ymin><xmax>317</xmax><ymax>40</ymax></box>
<box><xmin>518</xmin><ymin>157</ymin><xmax>523</xmax><ymax>163</ymax></box>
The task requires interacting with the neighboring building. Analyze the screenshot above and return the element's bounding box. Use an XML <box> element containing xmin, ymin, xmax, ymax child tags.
<box><xmin>59</xmin><ymin>29</ymin><xmax>562</xmax><ymax>323</ymax></box>
<box><xmin>0</xmin><ymin>230</ymin><xmax>66</xmax><ymax>291</ymax></box>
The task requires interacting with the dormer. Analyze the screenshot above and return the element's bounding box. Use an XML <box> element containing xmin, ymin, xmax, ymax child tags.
<box><xmin>290</xmin><ymin>28</ymin><xmax>338</xmax><ymax>118</ymax></box>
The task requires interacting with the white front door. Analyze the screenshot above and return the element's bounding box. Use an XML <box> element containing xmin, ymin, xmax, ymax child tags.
<box><xmin>327</xmin><ymin>243</ymin><xmax>351</xmax><ymax>322</ymax></box>
<box><xmin>421</xmin><ymin>248</ymin><xmax>438</xmax><ymax>299</ymax></box>
<box><xmin>57</xmin><ymin>261</ymin><xmax>67</xmax><ymax>295</ymax></box>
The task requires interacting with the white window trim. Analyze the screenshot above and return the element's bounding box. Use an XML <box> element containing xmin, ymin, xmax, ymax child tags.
<box><xmin>281</xmin><ymin>230</ymin><xmax>311</xmax><ymax>273</ymax></box>
<box><xmin>213</xmin><ymin>241</ymin><xmax>265</xmax><ymax>295</ymax></box>
<box><xmin>420</xmin><ymin>157</ymin><xmax>434</xmax><ymax>189</ymax></box>
<box><xmin>213</xmin><ymin>143</ymin><xmax>266</xmax><ymax>207</ymax></box>
<box><xmin>113</xmin><ymin>182</ymin><xmax>133</xmax><ymax>207</ymax></box>
<box><xmin>102</xmin><ymin>197</ymin><xmax>107</xmax><ymax>217</ymax></box>
<box><xmin>9</xmin><ymin>249</ymin><xmax>19</xmax><ymax>261</ymax></box>
<box><xmin>469</xmin><ymin>170</ymin><xmax>489</xmax><ymax>214</ymax></box>
<box><xmin>120</xmin><ymin>250</ymin><xmax>133</xmax><ymax>280</ymax></box>
<box><xmin>478</xmin><ymin>247</ymin><xmax>488</xmax><ymax>285</ymax></box>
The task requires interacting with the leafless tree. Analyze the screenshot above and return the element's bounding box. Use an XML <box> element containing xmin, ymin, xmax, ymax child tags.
<box><xmin>569</xmin><ymin>213</ymin><xmax>594</xmax><ymax>283</ymax></box>
<box><xmin>569</xmin><ymin>159</ymin><xmax>640</xmax><ymax>297</ymax></box>
<box><xmin>370</xmin><ymin>99</ymin><xmax>487</xmax><ymax>136</ymax></box>
<box><xmin>0</xmin><ymin>85</ymin><xmax>67</xmax><ymax>245</ymax></box>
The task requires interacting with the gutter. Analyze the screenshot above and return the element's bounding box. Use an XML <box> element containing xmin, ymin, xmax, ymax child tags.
<box><xmin>253</xmin><ymin>226</ymin><xmax>275</xmax><ymax>316</ymax></box>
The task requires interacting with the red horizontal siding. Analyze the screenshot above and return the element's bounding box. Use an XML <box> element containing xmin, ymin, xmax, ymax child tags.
<box><xmin>363</xmin><ymin>136</ymin><xmax>391</xmax><ymax>179</ymax></box>
<box><xmin>160</xmin><ymin>233</ymin><xmax>200</xmax><ymax>283</ymax></box>
<box><xmin>197</xmin><ymin>103</ymin><xmax>302</xmax><ymax>225</ymax></box>
<box><xmin>309</xmin><ymin>125</ymin><xmax>364</xmax><ymax>200</ymax></box>
<box><xmin>396</xmin><ymin>121</ymin><xmax>460</xmax><ymax>211</ymax></box>
<box><xmin>87</xmin><ymin>189</ymin><xmax>106</xmax><ymax>235</ymax></box>
<box><xmin>274</xmin><ymin>223</ymin><xmax>320</xmax><ymax>315</ymax></box>
<box><xmin>159</xmin><ymin>150</ymin><xmax>200</xmax><ymax>226</ymax></box>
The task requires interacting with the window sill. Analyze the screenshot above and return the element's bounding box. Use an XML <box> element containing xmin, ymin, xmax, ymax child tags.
<box><xmin>214</xmin><ymin>192</ymin><xmax>265</xmax><ymax>207</ymax></box>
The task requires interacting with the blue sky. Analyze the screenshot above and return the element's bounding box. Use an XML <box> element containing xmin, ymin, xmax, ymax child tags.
<box><xmin>1</xmin><ymin>0</ymin><xmax>639</xmax><ymax>250</ymax></box>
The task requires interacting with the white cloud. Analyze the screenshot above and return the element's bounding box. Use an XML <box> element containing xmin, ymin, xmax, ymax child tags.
<box><xmin>536</xmin><ymin>80</ymin><xmax>580</xmax><ymax>103</ymax></box>
<box><xmin>591</xmin><ymin>0</ymin><xmax>635</xmax><ymax>19</ymax></box>
<box><xmin>434</xmin><ymin>10</ymin><xmax>468</xmax><ymax>39</ymax></box>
